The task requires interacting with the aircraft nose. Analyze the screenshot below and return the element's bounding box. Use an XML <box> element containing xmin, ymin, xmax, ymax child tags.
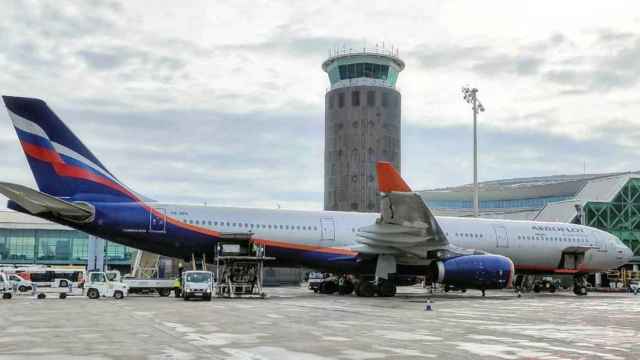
<box><xmin>624</xmin><ymin>247</ymin><xmax>634</xmax><ymax>263</ymax></box>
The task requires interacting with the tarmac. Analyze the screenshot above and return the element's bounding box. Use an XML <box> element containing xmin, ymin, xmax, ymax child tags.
<box><xmin>0</xmin><ymin>286</ymin><xmax>638</xmax><ymax>359</ymax></box>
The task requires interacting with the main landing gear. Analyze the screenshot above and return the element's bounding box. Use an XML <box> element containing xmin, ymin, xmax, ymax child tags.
<box><xmin>573</xmin><ymin>274</ymin><xmax>588</xmax><ymax>296</ymax></box>
<box><xmin>354</xmin><ymin>278</ymin><xmax>396</xmax><ymax>298</ymax></box>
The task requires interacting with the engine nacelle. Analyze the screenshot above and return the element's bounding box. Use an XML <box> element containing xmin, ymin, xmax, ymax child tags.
<box><xmin>433</xmin><ymin>255</ymin><xmax>514</xmax><ymax>290</ymax></box>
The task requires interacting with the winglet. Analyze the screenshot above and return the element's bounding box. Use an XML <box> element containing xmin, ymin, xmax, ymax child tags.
<box><xmin>376</xmin><ymin>161</ymin><xmax>412</xmax><ymax>193</ymax></box>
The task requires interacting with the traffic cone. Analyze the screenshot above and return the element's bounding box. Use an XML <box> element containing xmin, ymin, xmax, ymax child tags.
<box><xmin>425</xmin><ymin>298</ymin><xmax>432</xmax><ymax>311</ymax></box>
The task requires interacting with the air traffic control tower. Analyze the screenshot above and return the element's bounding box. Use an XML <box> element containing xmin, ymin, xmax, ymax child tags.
<box><xmin>322</xmin><ymin>48</ymin><xmax>405</xmax><ymax>212</ymax></box>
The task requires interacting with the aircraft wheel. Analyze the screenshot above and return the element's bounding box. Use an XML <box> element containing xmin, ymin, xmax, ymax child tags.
<box><xmin>573</xmin><ymin>285</ymin><xmax>587</xmax><ymax>296</ymax></box>
<box><xmin>356</xmin><ymin>281</ymin><xmax>376</xmax><ymax>297</ymax></box>
<box><xmin>338</xmin><ymin>280</ymin><xmax>354</xmax><ymax>295</ymax></box>
<box><xmin>377</xmin><ymin>280</ymin><xmax>396</xmax><ymax>297</ymax></box>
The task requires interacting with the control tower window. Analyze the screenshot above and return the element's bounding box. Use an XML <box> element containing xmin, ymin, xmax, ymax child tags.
<box><xmin>367</xmin><ymin>91</ymin><xmax>375</xmax><ymax>107</ymax></box>
<box><xmin>339</xmin><ymin>63</ymin><xmax>389</xmax><ymax>80</ymax></box>
<box><xmin>382</xmin><ymin>92</ymin><xmax>389</xmax><ymax>108</ymax></box>
<box><xmin>338</xmin><ymin>92</ymin><xmax>345</xmax><ymax>108</ymax></box>
<box><xmin>351</xmin><ymin>91</ymin><xmax>360</xmax><ymax>106</ymax></box>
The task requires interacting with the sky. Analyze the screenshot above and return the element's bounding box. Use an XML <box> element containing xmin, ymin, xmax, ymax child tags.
<box><xmin>1</xmin><ymin>1</ymin><xmax>640</xmax><ymax>210</ymax></box>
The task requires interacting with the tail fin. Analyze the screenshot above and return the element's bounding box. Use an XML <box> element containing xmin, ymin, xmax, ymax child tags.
<box><xmin>3</xmin><ymin>96</ymin><xmax>136</xmax><ymax>202</ymax></box>
<box><xmin>376</xmin><ymin>161</ymin><xmax>412</xmax><ymax>193</ymax></box>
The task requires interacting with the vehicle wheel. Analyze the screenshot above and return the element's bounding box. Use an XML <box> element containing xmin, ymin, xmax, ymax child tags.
<box><xmin>533</xmin><ymin>284</ymin><xmax>541</xmax><ymax>293</ymax></box>
<box><xmin>2</xmin><ymin>293</ymin><xmax>11</xmax><ymax>299</ymax></box>
<box><xmin>158</xmin><ymin>288</ymin><xmax>171</xmax><ymax>297</ymax></box>
<box><xmin>87</xmin><ymin>288</ymin><xmax>100</xmax><ymax>299</ymax></box>
<box><xmin>59</xmin><ymin>293</ymin><xmax>67</xmax><ymax>299</ymax></box>
<box><xmin>319</xmin><ymin>281</ymin><xmax>338</xmax><ymax>294</ymax></box>
<box><xmin>377</xmin><ymin>280</ymin><xmax>396</xmax><ymax>297</ymax></box>
<box><xmin>356</xmin><ymin>281</ymin><xmax>376</xmax><ymax>297</ymax></box>
<box><xmin>37</xmin><ymin>293</ymin><xmax>46</xmax><ymax>299</ymax></box>
<box><xmin>59</xmin><ymin>280</ymin><xmax>69</xmax><ymax>288</ymax></box>
<box><xmin>549</xmin><ymin>285</ymin><xmax>556</xmax><ymax>293</ymax></box>
<box><xmin>114</xmin><ymin>291</ymin><xmax>124</xmax><ymax>300</ymax></box>
<box><xmin>18</xmin><ymin>285</ymin><xmax>27</xmax><ymax>293</ymax></box>
<box><xmin>205</xmin><ymin>294</ymin><xmax>212</xmax><ymax>301</ymax></box>
<box><xmin>461</xmin><ymin>289</ymin><xmax>467</xmax><ymax>293</ymax></box>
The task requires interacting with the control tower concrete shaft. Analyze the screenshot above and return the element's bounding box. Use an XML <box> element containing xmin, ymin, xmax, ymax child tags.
<box><xmin>322</xmin><ymin>48</ymin><xmax>405</xmax><ymax>212</ymax></box>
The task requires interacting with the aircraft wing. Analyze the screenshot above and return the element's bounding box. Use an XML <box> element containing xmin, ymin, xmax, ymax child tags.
<box><xmin>356</xmin><ymin>162</ymin><xmax>449</xmax><ymax>258</ymax></box>
<box><xmin>0</xmin><ymin>182</ymin><xmax>94</xmax><ymax>223</ymax></box>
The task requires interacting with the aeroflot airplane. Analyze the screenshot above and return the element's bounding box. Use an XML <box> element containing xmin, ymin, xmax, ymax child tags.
<box><xmin>0</xmin><ymin>96</ymin><xmax>633</xmax><ymax>297</ymax></box>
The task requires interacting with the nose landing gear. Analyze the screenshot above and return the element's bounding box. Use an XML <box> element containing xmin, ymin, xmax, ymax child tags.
<box><xmin>573</xmin><ymin>274</ymin><xmax>588</xmax><ymax>296</ymax></box>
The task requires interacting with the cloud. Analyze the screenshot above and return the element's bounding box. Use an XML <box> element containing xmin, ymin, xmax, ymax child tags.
<box><xmin>2</xmin><ymin>1</ymin><xmax>640</xmax><ymax>212</ymax></box>
<box><xmin>543</xmin><ymin>31</ymin><xmax>640</xmax><ymax>93</ymax></box>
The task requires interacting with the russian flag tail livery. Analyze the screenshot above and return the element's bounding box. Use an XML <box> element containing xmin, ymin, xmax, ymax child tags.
<box><xmin>376</xmin><ymin>161</ymin><xmax>412</xmax><ymax>193</ymax></box>
<box><xmin>3</xmin><ymin>96</ymin><xmax>135</xmax><ymax>202</ymax></box>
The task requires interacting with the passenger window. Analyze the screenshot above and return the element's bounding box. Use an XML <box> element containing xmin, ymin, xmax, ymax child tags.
<box><xmin>90</xmin><ymin>273</ymin><xmax>106</xmax><ymax>283</ymax></box>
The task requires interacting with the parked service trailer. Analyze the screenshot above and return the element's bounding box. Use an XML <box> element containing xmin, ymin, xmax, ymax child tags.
<box><xmin>107</xmin><ymin>271</ymin><xmax>174</xmax><ymax>297</ymax></box>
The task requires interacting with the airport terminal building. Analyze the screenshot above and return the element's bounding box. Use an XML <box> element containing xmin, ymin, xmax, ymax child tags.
<box><xmin>0</xmin><ymin>210</ymin><xmax>135</xmax><ymax>270</ymax></box>
<box><xmin>420</xmin><ymin>171</ymin><xmax>640</xmax><ymax>262</ymax></box>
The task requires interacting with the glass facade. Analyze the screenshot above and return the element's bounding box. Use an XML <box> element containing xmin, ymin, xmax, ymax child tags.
<box><xmin>583</xmin><ymin>178</ymin><xmax>640</xmax><ymax>257</ymax></box>
<box><xmin>0</xmin><ymin>228</ymin><xmax>134</xmax><ymax>265</ymax></box>
<box><xmin>425</xmin><ymin>196</ymin><xmax>572</xmax><ymax>210</ymax></box>
<box><xmin>338</xmin><ymin>63</ymin><xmax>389</xmax><ymax>81</ymax></box>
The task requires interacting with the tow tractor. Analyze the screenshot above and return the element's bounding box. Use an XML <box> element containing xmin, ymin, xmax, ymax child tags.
<box><xmin>85</xmin><ymin>271</ymin><xmax>128</xmax><ymax>300</ymax></box>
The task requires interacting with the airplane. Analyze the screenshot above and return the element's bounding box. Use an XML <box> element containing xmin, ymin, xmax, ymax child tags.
<box><xmin>0</xmin><ymin>96</ymin><xmax>633</xmax><ymax>297</ymax></box>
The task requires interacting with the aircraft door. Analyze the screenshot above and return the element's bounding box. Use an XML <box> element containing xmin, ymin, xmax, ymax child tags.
<box><xmin>150</xmin><ymin>208</ymin><xmax>167</xmax><ymax>233</ymax></box>
<box><xmin>320</xmin><ymin>218</ymin><xmax>335</xmax><ymax>241</ymax></box>
<box><xmin>494</xmin><ymin>225</ymin><xmax>509</xmax><ymax>248</ymax></box>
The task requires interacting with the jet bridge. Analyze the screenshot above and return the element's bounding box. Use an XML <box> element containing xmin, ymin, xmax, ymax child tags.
<box><xmin>214</xmin><ymin>233</ymin><xmax>275</xmax><ymax>298</ymax></box>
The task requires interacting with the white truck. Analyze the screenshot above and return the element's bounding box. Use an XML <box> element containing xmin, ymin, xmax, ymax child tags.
<box><xmin>182</xmin><ymin>270</ymin><xmax>214</xmax><ymax>301</ymax></box>
<box><xmin>85</xmin><ymin>271</ymin><xmax>128</xmax><ymax>300</ymax></box>
<box><xmin>1</xmin><ymin>273</ymin><xmax>13</xmax><ymax>299</ymax></box>
<box><xmin>106</xmin><ymin>271</ymin><xmax>175</xmax><ymax>297</ymax></box>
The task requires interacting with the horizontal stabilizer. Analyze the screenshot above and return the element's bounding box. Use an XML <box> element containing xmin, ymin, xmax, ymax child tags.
<box><xmin>0</xmin><ymin>182</ymin><xmax>94</xmax><ymax>222</ymax></box>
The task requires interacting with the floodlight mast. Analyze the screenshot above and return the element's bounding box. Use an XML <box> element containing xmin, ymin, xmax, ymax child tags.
<box><xmin>462</xmin><ymin>86</ymin><xmax>485</xmax><ymax>217</ymax></box>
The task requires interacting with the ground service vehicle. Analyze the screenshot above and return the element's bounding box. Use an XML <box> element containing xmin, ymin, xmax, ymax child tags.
<box><xmin>307</xmin><ymin>272</ymin><xmax>325</xmax><ymax>293</ymax></box>
<box><xmin>85</xmin><ymin>271</ymin><xmax>128</xmax><ymax>300</ymax></box>
<box><xmin>1</xmin><ymin>273</ymin><xmax>13</xmax><ymax>299</ymax></box>
<box><xmin>7</xmin><ymin>273</ymin><xmax>32</xmax><ymax>292</ymax></box>
<box><xmin>107</xmin><ymin>271</ymin><xmax>173</xmax><ymax>297</ymax></box>
<box><xmin>182</xmin><ymin>271</ymin><xmax>213</xmax><ymax>301</ymax></box>
<box><xmin>23</xmin><ymin>268</ymin><xmax>84</xmax><ymax>288</ymax></box>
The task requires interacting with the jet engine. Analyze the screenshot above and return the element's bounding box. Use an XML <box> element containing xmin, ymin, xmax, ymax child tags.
<box><xmin>432</xmin><ymin>254</ymin><xmax>514</xmax><ymax>290</ymax></box>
